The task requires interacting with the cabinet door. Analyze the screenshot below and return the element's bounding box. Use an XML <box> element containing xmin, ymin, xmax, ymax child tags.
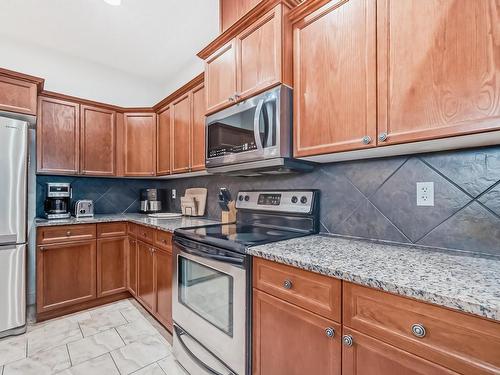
<box><xmin>80</xmin><ymin>105</ymin><xmax>116</xmax><ymax>176</ymax></box>
<box><xmin>253</xmin><ymin>289</ymin><xmax>341</xmax><ymax>375</ymax></box>
<box><xmin>0</xmin><ymin>75</ymin><xmax>37</xmax><ymax>115</ymax></box>
<box><xmin>97</xmin><ymin>237</ymin><xmax>127</xmax><ymax>297</ymax></box>
<box><xmin>156</xmin><ymin>106</ymin><xmax>171</xmax><ymax>175</ymax></box>
<box><xmin>205</xmin><ymin>40</ymin><xmax>237</xmax><ymax>114</ymax></box>
<box><xmin>137</xmin><ymin>240</ymin><xmax>155</xmax><ymax>311</ymax></box>
<box><xmin>37</xmin><ymin>97</ymin><xmax>80</xmax><ymax>174</ymax></box>
<box><xmin>154</xmin><ymin>248</ymin><xmax>173</xmax><ymax>331</ymax></box>
<box><xmin>191</xmin><ymin>84</ymin><xmax>206</xmax><ymax>171</ymax></box>
<box><xmin>342</xmin><ymin>328</ymin><xmax>458</xmax><ymax>375</ymax></box>
<box><xmin>171</xmin><ymin>94</ymin><xmax>191</xmax><ymax>174</ymax></box>
<box><xmin>237</xmin><ymin>5</ymin><xmax>281</xmax><ymax>100</ymax></box>
<box><xmin>36</xmin><ymin>240</ymin><xmax>96</xmax><ymax>313</ymax></box>
<box><xmin>377</xmin><ymin>0</ymin><xmax>500</xmax><ymax>146</ymax></box>
<box><xmin>127</xmin><ymin>236</ymin><xmax>137</xmax><ymax>296</ymax></box>
<box><xmin>293</xmin><ymin>0</ymin><xmax>377</xmax><ymax>157</ymax></box>
<box><xmin>220</xmin><ymin>0</ymin><xmax>239</xmax><ymax>32</ymax></box>
<box><xmin>124</xmin><ymin>112</ymin><xmax>156</xmax><ymax>176</ymax></box>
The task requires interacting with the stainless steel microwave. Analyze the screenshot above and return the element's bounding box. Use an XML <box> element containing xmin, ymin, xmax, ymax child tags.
<box><xmin>205</xmin><ymin>85</ymin><xmax>314</xmax><ymax>176</ymax></box>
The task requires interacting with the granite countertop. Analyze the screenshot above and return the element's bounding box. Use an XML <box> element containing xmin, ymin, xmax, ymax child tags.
<box><xmin>248</xmin><ymin>235</ymin><xmax>500</xmax><ymax>322</ymax></box>
<box><xmin>34</xmin><ymin>213</ymin><xmax>219</xmax><ymax>233</ymax></box>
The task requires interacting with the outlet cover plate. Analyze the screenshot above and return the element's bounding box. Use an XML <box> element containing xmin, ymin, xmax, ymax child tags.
<box><xmin>416</xmin><ymin>182</ymin><xmax>434</xmax><ymax>206</ymax></box>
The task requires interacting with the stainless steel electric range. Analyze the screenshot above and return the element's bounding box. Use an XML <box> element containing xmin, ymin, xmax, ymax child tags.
<box><xmin>172</xmin><ymin>190</ymin><xmax>320</xmax><ymax>375</ymax></box>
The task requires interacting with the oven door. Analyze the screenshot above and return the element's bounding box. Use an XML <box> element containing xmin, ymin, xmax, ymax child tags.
<box><xmin>206</xmin><ymin>85</ymin><xmax>290</xmax><ymax>168</ymax></box>
<box><xmin>173</xmin><ymin>237</ymin><xmax>248</xmax><ymax>375</ymax></box>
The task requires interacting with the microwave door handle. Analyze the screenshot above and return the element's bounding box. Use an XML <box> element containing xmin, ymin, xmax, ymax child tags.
<box><xmin>253</xmin><ymin>98</ymin><xmax>265</xmax><ymax>150</ymax></box>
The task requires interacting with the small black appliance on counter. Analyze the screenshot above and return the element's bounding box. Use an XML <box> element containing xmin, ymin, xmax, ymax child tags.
<box><xmin>44</xmin><ymin>182</ymin><xmax>71</xmax><ymax>219</ymax></box>
<box><xmin>140</xmin><ymin>188</ymin><xmax>168</xmax><ymax>214</ymax></box>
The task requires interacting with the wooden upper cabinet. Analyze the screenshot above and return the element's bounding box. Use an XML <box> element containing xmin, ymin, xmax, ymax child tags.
<box><xmin>377</xmin><ymin>0</ymin><xmax>500</xmax><ymax>146</ymax></box>
<box><xmin>171</xmin><ymin>94</ymin><xmax>192</xmax><ymax>174</ymax></box>
<box><xmin>292</xmin><ymin>0</ymin><xmax>377</xmax><ymax>157</ymax></box>
<box><xmin>191</xmin><ymin>84</ymin><xmax>206</xmax><ymax>171</ymax></box>
<box><xmin>253</xmin><ymin>289</ymin><xmax>341</xmax><ymax>375</ymax></box>
<box><xmin>342</xmin><ymin>328</ymin><xmax>459</xmax><ymax>375</ymax></box>
<box><xmin>205</xmin><ymin>40</ymin><xmax>237</xmax><ymax>114</ymax></box>
<box><xmin>156</xmin><ymin>106</ymin><xmax>171</xmax><ymax>175</ymax></box>
<box><xmin>237</xmin><ymin>5</ymin><xmax>282</xmax><ymax>99</ymax></box>
<box><xmin>220</xmin><ymin>0</ymin><xmax>262</xmax><ymax>33</ymax></box>
<box><xmin>80</xmin><ymin>105</ymin><xmax>116</xmax><ymax>176</ymax></box>
<box><xmin>0</xmin><ymin>75</ymin><xmax>37</xmax><ymax>115</ymax></box>
<box><xmin>123</xmin><ymin>112</ymin><xmax>156</xmax><ymax>176</ymax></box>
<box><xmin>37</xmin><ymin>96</ymin><xmax>80</xmax><ymax>174</ymax></box>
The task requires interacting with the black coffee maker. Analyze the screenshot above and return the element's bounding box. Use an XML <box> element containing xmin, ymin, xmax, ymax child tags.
<box><xmin>44</xmin><ymin>182</ymin><xmax>71</xmax><ymax>219</ymax></box>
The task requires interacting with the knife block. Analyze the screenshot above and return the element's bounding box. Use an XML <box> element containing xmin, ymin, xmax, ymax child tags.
<box><xmin>221</xmin><ymin>201</ymin><xmax>237</xmax><ymax>224</ymax></box>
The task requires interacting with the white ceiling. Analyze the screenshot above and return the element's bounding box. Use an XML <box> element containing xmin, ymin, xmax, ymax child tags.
<box><xmin>0</xmin><ymin>0</ymin><xmax>219</xmax><ymax>106</ymax></box>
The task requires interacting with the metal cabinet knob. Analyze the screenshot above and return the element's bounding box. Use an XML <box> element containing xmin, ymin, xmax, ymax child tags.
<box><xmin>40</xmin><ymin>246</ymin><xmax>45</xmax><ymax>252</ymax></box>
<box><xmin>411</xmin><ymin>323</ymin><xmax>426</xmax><ymax>338</ymax></box>
<box><xmin>66</xmin><ymin>231</ymin><xmax>71</xmax><ymax>236</ymax></box>
<box><xmin>378</xmin><ymin>132</ymin><xmax>388</xmax><ymax>142</ymax></box>
<box><xmin>362</xmin><ymin>136</ymin><xmax>372</xmax><ymax>145</ymax></box>
<box><xmin>342</xmin><ymin>335</ymin><xmax>354</xmax><ymax>347</ymax></box>
<box><xmin>228</xmin><ymin>96</ymin><xmax>235</xmax><ymax>102</ymax></box>
<box><xmin>234</xmin><ymin>93</ymin><xmax>241</xmax><ymax>100</ymax></box>
<box><xmin>325</xmin><ymin>327</ymin><xmax>335</xmax><ymax>338</ymax></box>
<box><xmin>283</xmin><ymin>279</ymin><xmax>293</xmax><ymax>290</ymax></box>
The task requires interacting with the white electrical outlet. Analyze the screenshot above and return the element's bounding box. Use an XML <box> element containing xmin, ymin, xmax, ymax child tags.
<box><xmin>172</xmin><ymin>189</ymin><xmax>176</xmax><ymax>199</ymax></box>
<box><xmin>416</xmin><ymin>182</ymin><xmax>434</xmax><ymax>206</ymax></box>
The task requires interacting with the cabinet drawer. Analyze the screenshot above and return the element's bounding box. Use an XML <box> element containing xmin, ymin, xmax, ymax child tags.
<box><xmin>37</xmin><ymin>224</ymin><xmax>96</xmax><ymax>245</ymax></box>
<box><xmin>136</xmin><ymin>225</ymin><xmax>154</xmax><ymax>244</ymax></box>
<box><xmin>154</xmin><ymin>230</ymin><xmax>172</xmax><ymax>251</ymax></box>
<box><xmin>253</xmin><ymin>258</ymin><xmax>341</xmax><ymax>322</ymax></box>
<box><xmin>127</xmin><ymin>222</ymin><xmax>137</xmax><ymax>237</ymax></box>
<box><xmin>343</xmin><ymin>283</ymin><xmax>500</xmax><ymax>375</ymax></box>
<box><xmin>97</xmin><ymin>222</ymin><xmax>127</xmax><ymax>238</ymax></box>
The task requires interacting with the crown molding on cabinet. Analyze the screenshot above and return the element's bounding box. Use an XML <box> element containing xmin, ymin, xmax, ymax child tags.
<box><xmin>0</xmin><ymin>67</ymin><xmax>45</xmax><ymax>93</ymax></box>
<box><xmin>152</xmin><ymin>73</ymin><xmax>204</xmax><ymax>112</ymax></box>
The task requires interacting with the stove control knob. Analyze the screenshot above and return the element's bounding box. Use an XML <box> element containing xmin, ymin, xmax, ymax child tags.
<box><xmin>238</xmin><ymin>195</ymin><xmax>244</xmax><ymax>201</ymax></box>
<box><xmin>244</xmin><ymin>195</ymin><xmax>250</xmax><ymax>202</ymax></box>
<box><xmin>300</xmin><ymin>196</ymin><xmax>308</xmax><ymax>204</ymax></box>
<box><xmin>291</xmin><ymin>196</ymin><xmax>298</xmax><ymax>204</ymax></box>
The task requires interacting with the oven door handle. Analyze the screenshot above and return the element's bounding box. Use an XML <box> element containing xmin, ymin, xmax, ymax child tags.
<box><xmin>176</xmin><ymin>240</ymin><xmax>244</xmax><ymax>266</ymax></box>
<box><xmin>174</xmin><ymin>325</ymin><xmax>235</xmax><ymax>375</ymax></box>
<box><xmin>253</xmin><ymin>98</ymin><xmax>265</xmax><ymax>150</ymax></box>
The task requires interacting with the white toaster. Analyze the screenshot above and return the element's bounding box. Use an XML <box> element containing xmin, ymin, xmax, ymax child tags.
<box><xmin>73</xmin><ymin>200</ymin><xmax>94</xmax><ymax>218</ymax></box>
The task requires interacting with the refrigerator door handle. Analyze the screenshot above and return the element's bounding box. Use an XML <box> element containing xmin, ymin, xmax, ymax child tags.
<box><xmin>0</xmin><ymin>234</ymin><xmax>17</xmax><ymax>245</ymax></box>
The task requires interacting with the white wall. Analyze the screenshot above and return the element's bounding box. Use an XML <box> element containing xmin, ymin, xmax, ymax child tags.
<box><xmin>0</xmin><ymin>36</ymin><xmax>166</xmax><ymax>107</ymax></box>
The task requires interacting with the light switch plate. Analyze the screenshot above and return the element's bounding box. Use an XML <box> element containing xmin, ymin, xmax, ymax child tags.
<box><xmin>416</xmin><ymin>182</ymin><xmax>434</xmax><ymax>206</ymax></box>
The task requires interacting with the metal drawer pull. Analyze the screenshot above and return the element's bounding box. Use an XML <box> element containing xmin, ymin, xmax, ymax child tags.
<box><xmin>411</xmin><ymin>323</ymin><xmax>426</xmax><ymax>338</ymax></box>
<box><xmin>40</xmin><ymin>247</ymin><xmax>45</xmax><ymax>251</ymax></box>
<box><xmin>66</xmin><ymin>231</ymin><xmax>71</xmax><ymax>236</ymax></box>
<box><xmin>283</xmin><ymin>279</ymin><xmax>293</xmax><ymax>290</ymax></box>
<box><xmin>342</xmin><ymin>335</ymin><xmax>353</xmax><ymax>347</ymax></box>
<box><xmin>325</xmin><ymin>327</ymin><xmax>335</xmax><ymax>338</ymax></box>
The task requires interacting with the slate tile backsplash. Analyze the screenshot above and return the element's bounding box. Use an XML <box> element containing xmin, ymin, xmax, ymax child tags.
<box><xmin>37</xmin><ymin>146</ymin><xmax>500</xmax><ymax>256</ymax></box>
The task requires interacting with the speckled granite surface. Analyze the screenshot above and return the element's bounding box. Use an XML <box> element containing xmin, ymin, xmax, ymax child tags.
<box><xmin>34</xmin><ymin>213</ymin><xmax>219</xmax><ymax>232</ymax></box>
<box><xmin>248</xmin><ymin>235</ymin><xmax>500</xmax><ymax>321</ymax></box>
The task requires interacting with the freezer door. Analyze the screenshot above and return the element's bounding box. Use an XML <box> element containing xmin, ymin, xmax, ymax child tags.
<box><xmin>0</xmin><ymin>117</ymin><xmax>28</xmax><ymax>245</ymax></box>
<box><xmin>0</xmin><ymin>244</ymin><xmax>26</xmax><ymax>333</ymax></box>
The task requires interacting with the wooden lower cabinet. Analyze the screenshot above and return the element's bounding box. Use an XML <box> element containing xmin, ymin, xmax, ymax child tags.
<box><xmin>127</xmin><ymin>236</ymin><xmax>138</xmax><ymax>296</ymax></box>
<box><xmin>97</xmin><ymin>237</ymin><xmax>127</xmax><ymax>297</ymax></box>
<box><xmin>154</xmin><ymin>247</ymin><xmax>173</xmax><ymax>331</ymax></box>
<box><xmin>253</xmin><ymin>289</ymin><xmax>341</xmax><ymax>375</ymax></box>
<box><xmin>137</xmin><ymin>240</ymin><xmax>155</xmax><ymax>311</ymax></box>
<box><xmin>342</xmin><ymin>328</ymin><xmax>458</xmax><ymax>375</ymax></box>
<box><xmin>37</xmin><ymin>240</ymin><xmax>96</xmax><ymax>313</ymax></box>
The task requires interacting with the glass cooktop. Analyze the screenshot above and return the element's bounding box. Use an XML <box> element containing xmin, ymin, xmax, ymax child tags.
<box><xmin>175</xmin><ymin>223</ymin><xmax>308</xmax><ymax>253</ymax></box>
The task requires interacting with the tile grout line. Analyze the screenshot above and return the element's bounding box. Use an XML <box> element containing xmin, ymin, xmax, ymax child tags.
<box><xmin>364</xmin><ymin>198</ymin><xmax>413</xmax><ymax>244</ymax></box>
<box><xmin>108</xmin><ymin>351</ymin><xmax>123</xmax><ymax>375</ymax></box>
<box><xmin>66</xmin><ymin>344</ymin><xmax>73</xmax><ymax>367</ymax></box>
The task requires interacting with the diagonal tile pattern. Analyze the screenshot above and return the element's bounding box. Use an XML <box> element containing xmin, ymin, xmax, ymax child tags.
<box><xmin>37</xmin><ymin>145</ymin><xmax>500</xmax><ymax>256</ymax></box>
<box><xmin>0</xmin><ymin>300</ymin><xmax>178</xmax><ymax>375</ymax></box>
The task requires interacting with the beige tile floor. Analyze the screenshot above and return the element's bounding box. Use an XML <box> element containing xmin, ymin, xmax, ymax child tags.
<box><xmin>0</xmin><ymin>299</ymin><xmax>188</xmax><ymax>375</ymax></box>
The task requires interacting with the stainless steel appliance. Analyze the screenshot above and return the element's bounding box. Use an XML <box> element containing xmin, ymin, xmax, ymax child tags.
<box><xmin>44</xmin><ymin>182</ymin><xmax>71</xmax><ymax>219</ymax></box>
<box><xmin>0</xmin><ymin>115</ymin><xmax>28</xmax><ymax>338</ymax></box>
<box><xmin>73</xmin><ymin>200</ymin><xmax>94</xmax><ymax>218</ymax></box>
<box><xmin>173</xmin><ymin>189</ymin><xmax>320</xmax><ymax>375</ymax></box>
<box><xmin>205</xmin><ymin>85</ymin><xmax>314</xmax><ymax>176</ymax></box>
<box><xmin>140</xmin><ymin>188</ymin><xmax>168</xmax><ymax>214</ymax></box>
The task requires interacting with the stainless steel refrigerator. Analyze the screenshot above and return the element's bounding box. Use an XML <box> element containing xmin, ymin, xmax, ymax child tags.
<box><xmin>0</xmin><ymin>115</ymin><xmax>28</xmax><ymax>338</ymax></box>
